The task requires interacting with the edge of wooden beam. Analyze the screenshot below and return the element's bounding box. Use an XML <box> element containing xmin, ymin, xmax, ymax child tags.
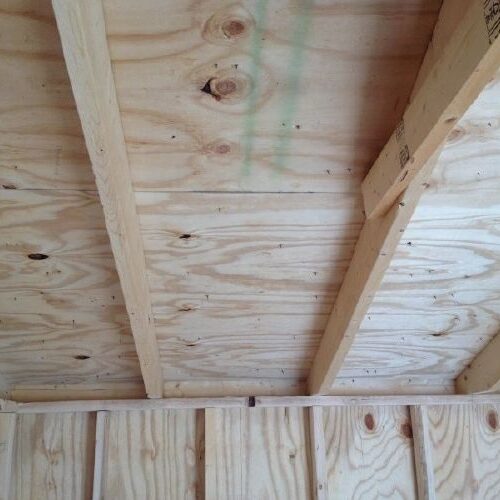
<box><xmin>92</xmin><ymin>411</ymin><xmax>107</xmax><ymax>500</ymax></box>
<box><xmin>410</xmin><ymin>406</ymin><xmax>436</xmax><ymax>500</ymax></box>
<box><xmin>456</xmin><ymin>331</ymin><xmax>500</xmax><ymax>394</ymax></box>
<box><xmin>4</xmin><ymin>394</ymin><xmax>500</xmax><ymax>414</ymax></box>
<box><xmin>362</xmin><ymin>0</ymin><xmax>500</xmax><ymax>219</ymax></box>
<box><xmin>51</xmin><ymin>0</ymin><xmax>163</xmax><ymax>397</ymax></box>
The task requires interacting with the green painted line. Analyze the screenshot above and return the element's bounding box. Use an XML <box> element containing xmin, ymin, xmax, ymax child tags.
<box><xmin>241</xmin><ymin>0</ymin><xmax>269</xmax><ymax>177</ymax></box>
<box><xmin>273</xmin><ymin>0</ymin><xmax>313</xmax><ymax>176</ymax></box>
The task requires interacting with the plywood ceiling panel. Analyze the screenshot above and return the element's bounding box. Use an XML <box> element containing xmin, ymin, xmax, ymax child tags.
<box><xmin>102</xmin><ymin>0</ymin><xmax>441</xmax><ymax>389</ymax></box>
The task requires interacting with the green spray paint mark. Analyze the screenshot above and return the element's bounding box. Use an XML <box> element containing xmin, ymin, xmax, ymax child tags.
<box><xmin>273</xmin><ymin>0</ymin><xmax>313</xmax><ymax>176</ymax></box>
<box><xmin>241</xmin><ymin>0</ymin><xmax>269</xmax><ymax>177</ymax></box>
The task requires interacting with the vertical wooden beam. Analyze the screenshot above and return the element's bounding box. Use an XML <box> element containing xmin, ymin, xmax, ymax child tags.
<box><xmin>362</xmin><ymin>0</ymin><xmax>500</xmax><ymax>219</ymax></box>
<box><xmin>308</xmin><ymin>406</ymin><xmax>328</xmax><ymax>500</ymax></box>
<box><xmin>92</xmin><ymin>411</ymin><xmax>107</xmax><ymax>500</ymax></box>
<box><xmin>456</xmin><ymin>331</ymin><xmax>500</xmax><ymax>394</ymax></box>
<box><xmin>410</xmin><ymin>406</ymin><xmax>436</xmax><ymax>500</ymax></box>
<box><xmin>51</xmin><ymin>0</ymin><xmax>163</xmax><ymax>397</ymax></box>
<box><xmin>0</xmin><ymin>414</ymin><xmax>16</xmax><ymax>500</ymax></box>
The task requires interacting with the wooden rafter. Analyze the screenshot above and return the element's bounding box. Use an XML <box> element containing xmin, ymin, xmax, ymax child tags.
<box><xmin>308</xmin><ymin>151</ymin><xmax>441</xmax><ymax>394</ymax></box>
<box><xmin>52</xmin><ymin>0</ymin><xmax>163</xmax><ymax>398</ymax></box>
<box><xmin>308</xmin><ymin>0</ymin><xmax>500</xmax><ymax>394</ymax></box>
<box><xmin>456</xmin><ymin>331</ymin><xmax>500</xmax><ymax>394</ymax></box>
<box><xmin>362</xmin><ymin>0</ymin><xmax>500</xmax><ymax>219</ymax></box>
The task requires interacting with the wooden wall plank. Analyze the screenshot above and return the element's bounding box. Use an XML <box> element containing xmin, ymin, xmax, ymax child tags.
<box><xmin>362</xmin><ymin>0</ymin><xmax>500</xmax><ymax>218</ymax></box>
<box><xmin>100</xmin><ymin>409</ymin><xmax>199</xmax><ymax>499</ymax></box>
<box><xmin>205</xmin><ymin>407</ymin><xmax>312</xmax><ymax>500</ymax></box>
<box><xmin>456</xmin><ymin>331</ymin><xmax>500</xmax><ymax>394</ymax></box>
<box><xmin>324</xmin><ymin>405</ymin><xmax>417</xmax><ymax>499</ymax></box>
<box><xmin>427</xmin><ymin>404</ymin><xmax>500</xmax><ymax>499</ymax></box>
<box><xmin>52</xmin><ymin>0</ymin><xmax>162</xmax><ymax>397</ymax></box>
<box><xmin>410</xmin><ymin>406</ymin><xmax>436</xmax><ymax>500</ymax></box>
<box><xmin>11</xmin><ymin>412</ymin><xmax>95</xmax><ymax>500</ymax></box>
<box><xmin>0</xmin><ymin>413</ymin><xmax>16</xmax><ymax>500</ymax></box>
<box><xmin>309</xmin><ymin>406</ymin><xmax>327</xmax><ymax>500</ymax></box>
<box><xmin>92</xmin><ymin>411</ymin><xmax>107</xmax><ymax>500</ymax></box>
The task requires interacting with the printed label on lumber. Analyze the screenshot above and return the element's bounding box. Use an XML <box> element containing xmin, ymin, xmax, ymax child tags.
<box><xmin>395</xmin><ymin>120</ymin><xmax>410</xmax><ymax>168</ymax></box>
<box><xmin>484</xmin><ymin>0</ymin><xmax>500</xmax><ymax>43</ymax></box>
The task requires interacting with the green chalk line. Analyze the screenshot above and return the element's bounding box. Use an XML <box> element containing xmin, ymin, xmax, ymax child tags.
<box><xmin>273</xmin><ymin>0</ymin><xmax>313</xmax><ymax>177</ymax></box>
<box><xmin>241</xmin><ymin>0</ymin><xmax>269</xmax><ymax>178</ymax></box>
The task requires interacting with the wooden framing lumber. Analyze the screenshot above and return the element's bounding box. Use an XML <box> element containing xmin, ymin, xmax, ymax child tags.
<box><xmin>51</xmin><ymin>0</ymin><xmax>163</xmax><ymax>397</ymax></box>
<box><xmin>0</xmin><ymin>414</ymin><xmax>16</xmax><ymax>500</ymax></box>
<box><xmin>456</xmin><ymin>331</ymin><xmax>500</xmax><ymax>394</ymax></box>
<box><xmin>308</xmin><ymin>152</ymin><xmax>441</xmax><ymax>394</ymax></box>
<box><xmin>3</xmin><ymin>393</ymin><xmax>500</xmax><ymax>414</ymax></box>
<box><xmin>308</xmin><ymin>406</ymin><xmax>328</xmax><ymax>500</ymax></box>
<box><xmin>362</xmin><ymin>0</ymin><xmax>500</xmax><ymax>219</ymax></box>
<box><xmin>92</xmin><ymin>411</ymin><xmax>107</xmax><ymax>500</ymax></box>
<box><xmin>410</xmin><ymin>406</ymin><xmax>436</xmax><ymax>500</ymax></box>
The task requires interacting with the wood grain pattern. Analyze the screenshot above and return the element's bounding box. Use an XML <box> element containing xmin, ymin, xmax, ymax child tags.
<box><xmin>137</xmin><ymin>191</ymin><xmax>360</xmax><ymax>381</ymax></box>
<box><xmin>456</xmin><ymin>330</ymin><xmax>500</xmax><ymax>394</ymax></box>
<box><xmin>0</xmin><ymin>189</ymin><xmax>142</xmax><ymax>386</ymax></box>
<box><xmin>309</xmin><ymin>406</ymin><xmax>327</xmax><ymax>500</ymax></box>
<box><xmin>52</xmin><ymin>0</ymin><xmax>163</xmax><ymax>397</ymax></box>
<box><xmin>11</xmin><ymin>412</ymin><xmax>95</xmax><ymax>500</ymax></box>
<box><xmin>427</xmin><ymin>404</ymin><xmax>500</xmax><ymax>499</ymax></box>
<box><xmin>205</xmin><ymin>407</ymin><xmax>311</xmax><ymax>500</ymax></box>
<box><xmin>342</xmin><ymin>71</ymin><xmax>500</xmax><ymax>388</ymax></box>
<box><xmin>0</xmin><ymin>1</ymin><xmax>92</xmax><ymax>190</ymax></box>
<box><xmin>100</xmin><ymin>409</ymin><xmax>199</xmax><ymax>500</ymax></box>
<box><xmin>410</xmin><ymin>406</ymin><xmax>436</xmax><ymax>500</ymax></box>
<box><xmin>324</xmin><ymin>405</ymin><xmax>417</xmax><ymax>499</ymax></box>
<box><xmin>103</xmin><ymin>0</ymin><xmax>439</xmax><ymax>193</ymax></box>
<box><xmin>0</xmin><ymin>413</ymin><xmax>15</xmax><ymax>500</ymax></box>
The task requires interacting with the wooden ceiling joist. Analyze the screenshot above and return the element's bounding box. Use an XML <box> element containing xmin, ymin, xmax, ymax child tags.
<box><xmin>308</xmin><ymin>0</ymin><xmax>500</xmax><ymax>394</ymax></box>
<box><xmin>362</xmin><ymin>0</ymin><xmax>500</xmax><ymax>219</ymax></box>
<box><xmin>52</xmin><ymin>0</ymin><xmax>163</xmax><ymax>398</ymax></box>
<box><xmin>456</xmin><ymin>331</ymin><xmax>500</xmax><ymax>394</ymax></box>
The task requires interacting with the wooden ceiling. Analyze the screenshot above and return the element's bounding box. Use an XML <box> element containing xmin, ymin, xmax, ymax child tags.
<box><xmin>1</xmin><ymin>0</ymin><xmax>499</xmax><ymax>400</ymax></box>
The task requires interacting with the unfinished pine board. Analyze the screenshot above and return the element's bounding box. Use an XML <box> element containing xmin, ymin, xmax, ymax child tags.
<box><xmin>324</xmin><ymin>405</ymin><xmax>417</xmax><ymax>499</ymax></box>
<box><xmin>456</xmin><ymin>331</ymin><xmax>500</xmax><ymax>394</ymax></box>
<box><xmin>337</xmin><ymin>71</ymin><xmax>500</xmax><ymax>392</ymax></box>
<box><xmin>103</xmin><ymin>0</ymin><xmax>440</xmax><ymax>193</ymax></box>
<box><xmin>137</xmin><ymin>191</ymin><xmax>360</xmax><ymax>381</ymax></box>
<box><xmin>427</xmin><ymin>404</ymin><xmax>500</xmax><ymax>499</ymax></box>
<box><xmin>52</xmin><ymin>0</ymin><xmax>163</xmax><ymax>397</ymax></box>
<box><xmin>0</xmin><ymin>1</ymin><xmax>93</xmax><ymax>191</ymax></box>
<box><xmin>205</xmin><ymin>407</ymin><xmax>311</xmax><ymax>500</ymax></box>
<box><xmin>10</xmin><ymin>412</ymin><xmax>95</xmax><ymax>500</ymax></box>
<box><xmin>0</xmin><ymin>414</ymin><xmax>15</xmax><ymax>500</ymax></box>
<box><xmin>410</xmin><ymin>406</ymin><xmax>436</xmax><ymax>500</ymax></box>
<box><xmin>100</xmin><ymin>409</ymin><xmax>199</xmax><ymax>499</ymax></box>
<box><xmin>0</xmin><ymin>189</ymin><xmax>142</xmax><ymax>386</ymax></box>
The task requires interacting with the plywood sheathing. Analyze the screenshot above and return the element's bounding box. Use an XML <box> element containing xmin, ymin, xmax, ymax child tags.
<box><xmin>102</xmin><ymin>0</ymin><xmax>441</xmax><ymax>390</ymax></box>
